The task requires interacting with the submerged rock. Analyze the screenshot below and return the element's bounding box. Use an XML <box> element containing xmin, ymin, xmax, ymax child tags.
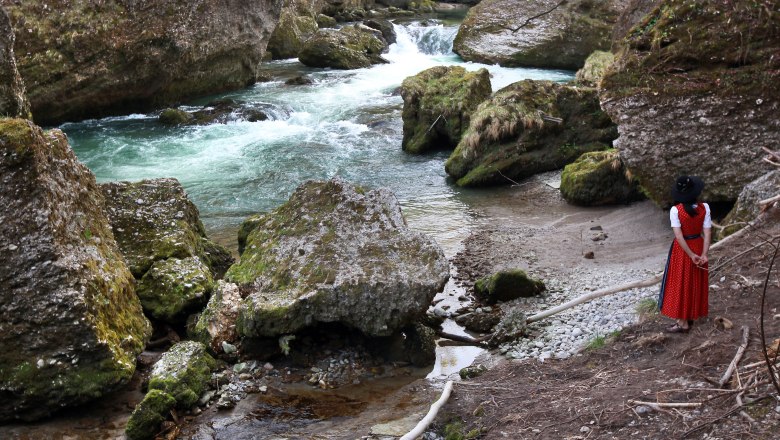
<box><xmin>227</xmin><ymin>177</ymin><xmax>449</xmax><ymax>338</ymax></box>
<box><xmin>575</xmin><ymin>51</ymin><xmax>615</xmax><ymax>87</ymax></box>
<box><xmin>560</xmin><ymin>149</ymin><xmax>644</xmax><ymax>206</ymax></box>
<box><xmin>101</xmin><ymin>179</ymin><xmax>234</xmax><ymax>323</ymax></box>
<box><xmin>445</xmin><ymin>80</ymin><xmax>617</xmax><ymax>187</ymax></box>
<box><xmin>5</xmin><ymin>0</ymin><xmax>283</xmax><ymax>125</ymax></box>
<box><xmin>298</xmin><ymin>25</ymin><xmax>389</xmax><ymax>69</ymax></box>
<box><xmin>453</xmin><ymin>0</ymin><xmax>620</xmax><ymax>69</ymax></box>
<box><xmin>474</xmin><ymin>269</ymin><xmax>545</xmax><ymax>304</ymax></box>
<box><xmin>0</xmin><ymin>8</ymin><xmax>30</xmax><ymax>119</ymax></box>
<box><xmin>0</xmin><ymin>118</ymin><xmax>151</xmax><ymax>422</ymax></box>
<box><xmin>400</xmin><ymin>66</ymin><xmax>491</xmax><ymax>154</ymax></box>
<box><xmin>720</xmin><ymin>171</ymin><xmax>780</xmax><ymax>238</ymax></box>
<box><xmin>159</xmin><ymin>100</ymin><xmax>275</xmax><ymax>126</ymax></box>
<box><xmin>126</xmin><ymin>341</ymin><xmax>215</xmax><ymax>440</ymax></box>
<box><xmin>600</xmin><ymin>0</ymin><xmax>779</xmax><ymax>205</ymax></box>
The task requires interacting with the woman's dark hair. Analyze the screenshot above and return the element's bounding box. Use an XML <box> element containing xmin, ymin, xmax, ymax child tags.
<box><xmin>682</xmin><ymin>202</ymin><xmax>698</xmax><ymax>217</ymax></box>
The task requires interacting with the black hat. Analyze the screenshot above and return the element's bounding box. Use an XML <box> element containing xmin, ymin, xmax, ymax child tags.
<box><xmin>671</xmin><ymin>175</ymin><xmax>704</xmax><ymax>203</ymax></box>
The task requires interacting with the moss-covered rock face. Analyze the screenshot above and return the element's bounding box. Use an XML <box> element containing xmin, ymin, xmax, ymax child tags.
<box><xmin>400</xmin><ymin>66</ymin><xmax>492</xmax><ymax>154</ymax></box>
<box><xmin>189</xmin><ymin>281</ymin><xmax>242</xmax><ymax>354</ymax></box>
<box><xmin>267</xmin><ymin>6</ymin><xmax>320</xmax><ymax>60</ymax></box>
<box><xmin>137</xmin><ymin>257</ymin><xmax>215</xmax><ymax>323</ymax></box>
<box><xmin>0</xmin><ymin>118</ymin><xmax>151</xmax><ymax>422</ymax></box>
<box><xmin>126</xmin><ymin>341</ymin><xmax>215</xmax><ymax>440</ymax></box>
<box><xmin>720</xmin><ymin>171</ymin><xmax>780</xmax><ymax>239</ymax></box>
<box><xmin>3</xmin><ymin>0</ymin><xmax>284</xmax><ymax>125</ymax></box>
<box><xmin>474</xmin><ymin>269</ymin><xmax>545</xmax><ymax>304</ymax></box>
<box><xmin>100</xmin><ymin>178</ymin><xmax>234</xmax><ymax>324</ymax></box>
<box><xmin>227</xmin><ymin>177</ymin><xmax>450</xmax><ymax>338</ymax></box>
<box><xmin>0</xmin><ymin>9</ymin><xmax>30</xmax><ymax>119</ymax></box>
<box><xmin>575</xmin><ymin>51</ymin><xmax>615</xmax><ymax>87</ymax></box>
<box><xmin>453</xmin><ymin>0</ymin><xmax>620</xmax><ymax>69</ymax></box>
<box><xmin>445</xmin><ymin>80</ymin><xmax>617</xmax><ymax>187</ymax></box>
<box><xmin>560</xmin><ymin>149</ymin><xmax>644</xmax><ymax>206</ymax></box>
<box><xmin>600</xmin><ymin>0</ymin><xmax>779</xmax><ymax>205</ymax></box>
<box><xmin>298</xmin><ymin>25</ymin><xmax>389</xmax><ymax>69</ymax></box>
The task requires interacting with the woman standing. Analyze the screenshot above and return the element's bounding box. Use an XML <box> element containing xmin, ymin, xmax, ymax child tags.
<box><xmin>659</xmin><ymin>176</ymin><xmax>712</xmax><ymax>333</ymax></box>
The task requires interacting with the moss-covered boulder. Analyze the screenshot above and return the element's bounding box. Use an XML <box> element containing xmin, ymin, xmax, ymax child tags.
<box><xmin>453</xmin><ymin>0</ymin><xmax>620</xmax><ymax>69</ymax></box>
<box><xmin>298</xmin><ymin>25</ymin><xmax>389</xmax><ymax>69</ymax></box>
<box><xmin>101</xmin><ymin>179</ymin><xmax>234</xmax><ymax>323</ymax></box>
<box><xmin>125</xmin><ymin>389</ymin><xmax>177</xmax><ymax>440</ymax></box>
<box><xmin>400</xmin><ymin>66</ymin><xmax>492</xmax><ymax>154</ymax></box>
<box><xmin>560</xmin><ymin>149</ymin><xmax>644</xmax><ymax>206</ymax></box>
<box><xmin>474</xmin><ymin>269</ymin><xmax>545</xmax><ymax>304</ymax></box>
<box><xmin>720</xmin><ymin>171</ymin><xmax>780</xmax><ymax>239</ymax></box>
<box><xmin>0</xmin><ymin>118</ymin><xmax>151</xmax><ymax>422</ymax></box>
<box><xmin>4</xmin><ymin>0</ymin><xmax>283</xmax><ymax>125</ymax></box>
<box><xmin>575</xmin><ymin>51</ymin><xmax>615</xmax><ymax>87</ymax></box>
<box><xmin>189</xmin><ymin>281</ymin><xmax>242</xmax><ymax>354</ymax></box>
<box><xmin>317</xmin><ymin>14</ymin><xmax>338</xmax><ymax>28</ymax></box>
<box><xmin>445</xmin><ymin>80</ymin><xmax>617</xmax><ymax>187</ymax></box>
<box><xmin>227</xmin><ymin>177</ymin><xmax>450</xmax><ymax>338</ymax></box>
<box><xmin>159</xmin><ymin>100</ymin><xmax>274</xmax><ymax>126</ymax></box>
<box><xmin>137</xmin><ymin>257</ymin><xmax>215</xmax><ymax>323</ymax></box>
<box><xmin>159</xmin><ymin>108</ymin><xmax>195</xmax><ymax>125</ymax></box>
<box><xmin>0</xmin><ymin>8</ymin><xmax>30</xmax><ymax>119</ymax></box>
<box><xmin>600</xmin><ymin>0</ymin><xmax>779</xmax><ymax>205</ymax></box>
<box><xmin>364</xmin><ymin>18</ymin><xmax>397</xmax><ymax>45</ymax></box>
<box><xmin>126</xmin><ymin>341</ymin><xmax>215</xmax><ymax>440</ymax></box>
<box><xmin>267</xmin><ymin>7</ymin><xmax>320</xmax><ymax>59</ymax></box>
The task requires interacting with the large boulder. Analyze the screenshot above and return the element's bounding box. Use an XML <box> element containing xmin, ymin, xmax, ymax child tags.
<box><xmin>400</xmin><ymin>66</ymin><xmax>492</xmax><ymax>154</ymax></box>
<box><xmin>2</xmin><ymin>0</ymin><xmax>284</xmax><ymax>125</ymax></box>
<box><xmin>474</xmin><ymin>269</ymin><xmax>545</xmax><ymax>304</ymax></box>
<box><xmin>445</xmin><ymin>80</ymin><xmax>617</xmax><ymax>187</ymax></box>
<box><xmin>226</xmin><ymin>177</ymin><xmax>449</xmax><ymax>338</ymax></box>
<box><xmin>452</xmin><ymin>0</ymin><xmax>621</xmax><ymax>69</ymax></box>
<box><xmin>298</xmin><ymin>25</ymin><xmax>389</xmax><ymax>69</ymax></box>
<box><xmin>101</xmin><ymin>179</ymin><xmax>234</xmax><ymax>323</ymax></box>
<box><xmin>575</xmin><ymin>51</ymin><xmax>615</xmax><ymax>87</ymax></box>
<box><xmin>600</xmin><ymin>0</ymin><xmax>779</xmax><ymax>205</ymax></box>
<box><xmin>0</xmin><ymin>118</ymin><xmax>151</xmax><ymax>422</ymax></box>
<box><xmin>560</xmin><ymin>149</ymin><xmax>644</xmax><ymax>206</ymax></box>
<box><xmin>267</xmin><ymin>0</ymin><xmax>320</xmax><ymax>60</ymax></box>
<box><xmin>0</xmin><ymin>8</ymin><xmax>29</xmax><ymax>119</ymax></box>
<box><xmin>720</xmin><ymin>171</ymin><xmax>780</xmax><ymax>239</ymax></box>
<box><xmin>126</xmin><ymin>341</ymin><xmax>215</xmax><ymax>440</ymax></box>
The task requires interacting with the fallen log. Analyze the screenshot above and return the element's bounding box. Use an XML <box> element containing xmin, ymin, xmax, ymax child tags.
<box><xmin>400</xmin><ymin>380</ymin><xmax>454</xmax><ymax>440</ymax></box>
<box><xmin>719</xmin><ymin>326</ymin><xmax>750</xmax><ymax>387</ymax></box>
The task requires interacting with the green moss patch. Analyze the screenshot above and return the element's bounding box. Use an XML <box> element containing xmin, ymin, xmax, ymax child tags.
<box><xmin>125</xmin><ymin>389</ymin><xmax>176</xmax><ymax>440</ymax></box>
<box><xmin>475</xmin><ymin>269</ymin><xmax>545</xmax><ymax>304</ymax></box>
<box><xmin>560</xmin><ymin>149</ymin><xmax>644</xmax><ymax>206</ymax></box>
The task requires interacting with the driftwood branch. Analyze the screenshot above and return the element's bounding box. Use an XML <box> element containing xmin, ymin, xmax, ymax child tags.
<box><xmin>719</xmin><ymin>326</ymin><xmax>750</xmax><ymax>387</ymax></box>
<box><xmin>627</xmin><ymin>400</ymin><xmax>702</xmax><ymax>410</ymax></box>
<box><xmin>400</xmin><ymin>380</ymin><xmax>454</xmax><ymax>440</ymax></box>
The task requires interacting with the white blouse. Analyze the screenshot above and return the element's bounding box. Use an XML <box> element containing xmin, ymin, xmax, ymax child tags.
<box><xmin>670</xmin><ymin>203</ymin><xmax>712</xmax><ymax>229</ymax></box>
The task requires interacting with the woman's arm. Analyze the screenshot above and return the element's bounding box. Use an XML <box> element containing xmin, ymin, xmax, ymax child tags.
<box><xmin>673</xmin><ymin>226</ymin><xmax>701</xmax><ymax>264</ymax></box>
<box><xmin>700</xmin><ymin>227</ymin><xmax>711</xmax><ymax>266</ymax></box>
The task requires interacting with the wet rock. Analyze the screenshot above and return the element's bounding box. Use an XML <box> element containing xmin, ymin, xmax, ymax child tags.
<box><xmin>0</xmin><ymin>8</ymin><xmax>30</xmax><ymax>119</ymax></box>
<box><xmin>190</xmin><ymin>281</ymin><xmax>242</xmax><ymax>354</ymax></box>
<box><xmin>227</xmin><ymin>177</ymin><xmax>449</xmax><ymax>337</ymax></box>
<box><xmin>475</xmin><ymin>269</ymin><xmax>545</xmax><ymax>304</ymax></box>
<box><xmin>600</xmin><ymin>0</ymin><xmax>779</xmax><ymax>205</ymax></box>
<box><xmin>400</xmin><ymin>66</ymin><xmax>491</xmax><ymax>154</ymax></box>
<box><xmin>364</xmin><ymin>18</ymin><xmax>397</xmax><ymax>45</ymax></box>
<box><xmin>575</xmin><ymin>51</ymin><xmax>615</xmax><ymax>87</ymax></box>
<box><xmin>101</xmin><ymin>178</ymin><xmax>234</xmax><ymax>324</ymax></box>
<box><xmin>160</xmin><ymin>100</ymin><xmax>275</xmax><ymax>126</ymax></box>
<box><xmin>285</xmin><ymin>75</ymin><xmax>314</xmax><ymax>86</ymax></box>
<box><xmin>560</xmin><ymin>149</ymin><xmax>643</xmax><ymax>206</ymax></box>
<box><xmin>267</xmin><ymin>4</ymin><xmax>320</xmax><ymax>60</ymax></box>
<box><xmin>720</xmin><ymin>171</ymin><xmax>780</xmax><ymax>238</ymax></box>
<box><xmin>453</xmin><ymin>0</ymin><xmax>620</xmax><ymax>69</ymax></box>
<box><xmin>455</xmin><ymin>311</ymin><xmax>502</xmax><ymax>333</ymax></box>
<box><xmin>159</xmin><ymin>108</ymin><xmax>194</xmax><ymax>125</ymax></box>
<box><xmin>445</xmin><ymin>80</ymin><xmax>617</xmax><ymax>187</ymax></box>
<box><xmin>125</xmin><ymin>389</ymin><xmax>177</xmax><ymax>440</ymax></box>
<box><xmin>299</xmin><ymin>25</ymin><xmax>389</xmax><ymax>69</ymax></box>
<box><xmin>5</xmin><ymin>0</ymin><xmax>283</xmax><ymax>125</ymax></box>
<box><xmin>0</xmin><ymin>118</ymin><xmax>151</xmax><ymax>422</ymax></box>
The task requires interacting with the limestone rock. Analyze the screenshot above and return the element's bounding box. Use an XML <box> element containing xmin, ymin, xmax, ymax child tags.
<box><xmin>3</xmin><ymin>0</ymin><xmax>284</xmax><ymax>125</ymax></box>
<box><xmin>600</xmin><ymin>0</ymin><xmax>779</xmax><ymax>205</ymax></box>
<box><xmin>611</xmin><ymin>0</ymin><xmax>663</xmax><ymax>42</ymax></box>
<box><xmin>0</xmin><ymin>8</ymin><xmax>29</xmax><ymax>119</ymax></box>
<box><xmin>298</xmin><ymin>25</ymin><xmax>389</xmax><ymax>69</ymax></box>
<box><xmin>190</xmin><ymin>281</ymin><xmax>243</xmax><ymax>354</ymax></box>
<box><xmin>227</xmin><ymin>177</ymin><xmax>449</xmax><ymax>337</ymax></box>
<box><xmin>137</xmin><ymin>257</ymin><xmax>215</xmax><ymax>323</ymax></box>
<box><xmin>400</xmin><ymin>66</ymin><xmax>491</xmax><ymax>154</ymax></box>
<box><xmin>560</xmin><ymin>149</ymin><xmax>644</xmax><ymax>206</ymax></box>
<box><xmin>125</xmin><ymin>389</ymin><xmax>176</xmax><ymax>440</ymax></box>
<box><xmin>453</xmin><ymin>0</ymin><xmax>621</xmax><ymax>69</ymax></box>
<box><xmin>0</xmin><ymin>118</ymin><xmax>151</xmax><ymax>422</ymax></box>
<box><xmin>720</xmin><ymin>171</ymin><xmax>780</xmax><ymax>238</ymax></box>
<box><xmin>575</xmin><ymin>51</ymin><xmax>615</xmax><ymax>87</ymax></box>
<box><xmin>267</xmin><ymin>7</ymin><xmax>320</xmax><ymax>59</ymax></box>
<box><xmin>364</xmin><ymin>18</ymin><xmax>397</xmax><ymax>45</ymax></box>
<box><xmin>445</xmin><ymin>80</ymin><xmax>617</xmax><ymax>187</ymax></box>
<box><xmin>474</xmin><ymin>269</ymin><xmax>545</xmax><ymax>304</ymax></box>
<box><xmin>455</xmin><ymin>310</ymin><xmax>501</xmax><ymax>333</ymax></box>
<box><xmin>158</xmin><ymin>100</ymin><xmax>277</xmax><ymax>127</ymax></box>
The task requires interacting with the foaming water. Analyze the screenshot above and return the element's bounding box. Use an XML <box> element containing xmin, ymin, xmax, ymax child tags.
<box><xmin>64</xmin><ymin>21</ymin><xmax>574</xmax><ymax>254</ymax></box>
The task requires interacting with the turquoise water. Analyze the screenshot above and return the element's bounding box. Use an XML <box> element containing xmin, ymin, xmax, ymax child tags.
<box><xmin>63</xmin><ymin>21</ymin><xmax>574</xmax><ymax>254</ymax></box>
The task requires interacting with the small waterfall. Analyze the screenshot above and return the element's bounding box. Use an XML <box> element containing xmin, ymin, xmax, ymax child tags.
<box><xmin>391</xmin><ymin>22</ymin><xmax>458</xmax><ymax>56</ymax></box>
